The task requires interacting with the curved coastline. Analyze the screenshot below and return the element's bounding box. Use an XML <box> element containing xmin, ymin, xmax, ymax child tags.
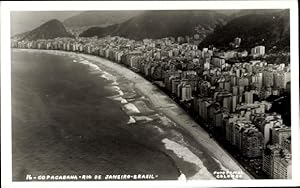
<box><xmin>79</xmin><ymin>52</ymin><xmax>253</xmax><ymax>180</ymax></box>
<box><xmin>13</xmin><ymin>48</ymin><xmax>252</xmax><ymax>180</ymax></box>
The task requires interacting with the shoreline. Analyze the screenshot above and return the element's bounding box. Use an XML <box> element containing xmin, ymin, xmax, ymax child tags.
<box><xmin>11</xmin><ymin>49</ymin><xmax>182</xmax><ymax>181</ymax></box>
<box><xmin>13</xmin><ymin>48</ymin><xmax>252</xmax><ymax>180</ymax></box>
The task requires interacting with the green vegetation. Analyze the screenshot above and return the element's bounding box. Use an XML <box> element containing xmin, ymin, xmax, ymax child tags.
<box><xmin>199</xmin><ymin>10</ymin><xmax>289</xmax><ymax>52</ymax></box>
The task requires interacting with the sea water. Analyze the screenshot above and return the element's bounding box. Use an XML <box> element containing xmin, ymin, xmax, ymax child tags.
<box><xmin>11</xmin><ymin>49</ymin><xmax>180</xmax><ymax>181</ymax></box>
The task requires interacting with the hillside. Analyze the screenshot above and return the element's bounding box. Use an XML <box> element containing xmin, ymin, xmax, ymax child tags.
<box><xmin>79</xmin><ymin>10</ymin><xmax>229</xmax><ymax>40</ymax></box>
<box><xmin>63</xmin><ymin>11</ymin><xmax>144</xmax><ymax>28</ymax></box>
<box><xmin>17</xmin><ymin>19</ymin><xmax>73</xmax><ymax>41</ymax></box>
<box><xmin>11</xmin><ymin>11</ymin><xmax>81</xmax><ymax>36</ymax></box>
<box><xmin>11</xmin><ymin>31</ymin><xmax>31</xmax><ymax>41</ymax></box>
<box><xmin>199</xmin><ymin>10</ymin><xmax>290</xmax><ymax>52</ymax></box>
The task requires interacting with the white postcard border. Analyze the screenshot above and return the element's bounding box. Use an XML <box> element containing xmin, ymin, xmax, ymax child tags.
<box><xmin>1</xmin><ymin>1</ymin><xmax>299</xmax><ymax>187</ymax></box>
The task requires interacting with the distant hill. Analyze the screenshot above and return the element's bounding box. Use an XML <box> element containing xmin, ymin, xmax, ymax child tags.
<box><xmin>16</xmin><ymin>19</ymin><xmax>73</xmax><ymax>41</ymax></box>
<box><xmin>11</xmin><ymin>11</ymin><xmax>81</xmax><ymax>36</ymax></box>
<box><xmin>79</xmin><ymin>10</ymin><xmax>229</xmax><ymax>40</ymax></box>
<box><xmin>199</xmin><ymin>10</ymin><xmax>290</xmax><ymax>52</ymax></box>
<box><xmin>230</xmin><ymin>9</ymin><xmax>284</xmax><ymax>19</ymax></box>
<box><xmin>11</xmin><ymin>31</ymin><xmax>31</xmax><ymax>41</ymax></box>
<box><xmin>63</xmin><ymin>11</ymin><xmax>144</xmax><ymax>28</ymax></box>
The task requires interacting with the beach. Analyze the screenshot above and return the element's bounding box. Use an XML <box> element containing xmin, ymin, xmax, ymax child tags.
<box><xmin>12</xmin><ymin>49</ymin><xmax>252</xmax><ymax>180</ymax></box>
<box><xmin>78</xmin><ymin>52</ymin><xmax>253</xmax><ymax>180</ymax></box>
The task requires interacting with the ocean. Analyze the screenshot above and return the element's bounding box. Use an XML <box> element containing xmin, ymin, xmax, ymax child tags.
<box><xmin>11</xmin><ymin>49</ymin><xmax>228</xmax><ymax>181</ymax></box>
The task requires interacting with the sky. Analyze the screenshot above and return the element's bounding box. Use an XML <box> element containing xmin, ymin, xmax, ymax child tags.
<box><xmin>11</xmin><ymin>11</ymin><xmax>82</xmax><ymax>35</ymax></box>
<box><xmin>11</xmin><ymin>9</ymin><xmax>277</xmax><ymax>36</ymax></box>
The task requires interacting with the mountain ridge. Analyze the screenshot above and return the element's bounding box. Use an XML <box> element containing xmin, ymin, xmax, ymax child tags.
<box><xmin>79</xmin><ymin>10</ymin><xmax>229</xmax><ymax>40</ymax></box>
<box><xmin>199</xmin><ymin>10</ymin><xmax>290</xmax><ymax>52</ymax></box>
<box><xmin>13</xmin><ymin>9</ymin><xmax>290</xmax><ymax>54</ymax></box>
<box><xmin>63</xmin><ymin>11</ymin><xmax>144</xmax><ymax>28</ymax></box>
<box><xmin>14</xmin><ymin>19</ymin><xmax>73</xmax><ymax>41</ymax></box>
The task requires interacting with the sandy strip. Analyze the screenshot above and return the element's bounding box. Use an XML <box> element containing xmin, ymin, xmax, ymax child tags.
<box><xmin>162</xmin><ymin>138</ymin><xmax>215</xmax><ymax>180</ymax></box>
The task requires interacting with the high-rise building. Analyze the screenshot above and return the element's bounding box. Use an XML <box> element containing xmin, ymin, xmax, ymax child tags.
<box><xmin>274</xmin><ymin>71</ymin><xmax>290</xmax><ymax>89</ymax></box>
<box><xmin>171</xmin><ymin>79</ymin><xmax>181</xmax><ymax>95</ymax></box>
<box><xmin>230</xmin><ymin>75</ymin><xmax>237</xmax><ymax>86</ymax></box>
<box><xmin>263</xmin><ymin>70</ymin><xmax>274</xmax><ymax>88</ymax></box>
<box><xmin>198</xmin><ymin>99</ymin><xmax>212</xmax><ymax>121</ymax></box>
<box><xmin>259</xmin><ymin>114</ymin><xmax>283</xmax><ymax>147</ymax></box>
<box><xmin>284</xmin><ymin>72</ymin><xmax>291</xmax><ymax>90</ymax></box>
<box><xmin>204</xmin><ymin>61</ymin><xmax>210</xmax><ymax>70</ymax></box>
<box><xmin>194</xmin><ymin>34</ymin><xmax>200</xmax><ymax>40</ymax></box>
<box><xmin>181</xmin><ymin>84</ymin><xmax>192</xmax><ymax>101</ymax></box>
<box><xmin>233</xmin><ymin>121</ymin><xmax>248</xmax><ymax>149</ymax></box>
<box><xmin>236</xmin><ymin>69</ymin><xmax>241</xmax><ymax>77</ymax></box>
<box><xmin>244</xmin><ymin>109</ymin><xmax>252</xmax><ymax>121</ymax></box>
<box><xmin>214</xmin><ymin>111</ymin><xmax>224</xmax><ymax>128</ymax></box>
<box><xmin>223</xmin><ymin>95</ymin><xmax>232</xmax><ymax>111</ymax></box>
<box><xmin>282</xmin><ymin>137</ymin><xmax>291</xmax><ymax>152</ymax></box>
<box><xmin>286</xmin><ymin>81</ymin><xmax>291</xmax><ymax>93</ymax></box>
<box><xmin>252</xmin><ymin>72</ymin><xmax>263</xmax><ymax>89</ymax></box>
<box><xmin>251</xmin><ymin>46</ymin><xmax>265</xmax><ymax>56</ymax></box>
<box><xmin>274</xmin><ymin>154</ymin><xmax>292</xmax><ymax>179</ymax></box>
<box><xmin>239</xmin><ymin>86</ymin><xmax>245</xmax><ymax>95</ymax></box>
<box><xmin>232</xmin><ymin>95</ymin><xmax>238</xmax><ymax>112</ymax></box>
<box><xmin>245</xmin><ymin>91</ymin><xmax>254</xmax><ymax>104</ymax></box>
<box><xmin>234</xmin><ymin>37</ymin><xmax>242</xmax><ymax>47</ymax></box>
<box><xmin>199</xmin><ymin>81</ymin><xmax>211</xmax><ymax>97</ymax></box>
<box><xmin>238</xmin><ymin>77</ymin><xmax>249</xmax><ymax>87</ymax></box>
<box><xmin>225</xmin><ymin>115</ymin><xmax>239</xmax><ymax>143</ymax></box>
<box><xmin>232</xmin><ymin>86</ymin><xmax>239</xmax><ymax>96</ymax></box>
<box><xmin>274</xmin><ymin>71</ymin><xmax>285</xmax><ymax>89</ymax></box>
<box><xmin>215</xmin><ymin>92</ymin><xmax>232</xmax><ymax>109</ymax></box>
<box><xmin>263</xmin><ymin>144</ymin><xmax>281</xmax><ymax>178</ymax></box>
<box><xmin>224</xmin><ymin>81</ymin><xmax>231</xmax><ymax>92</ymax></box>
<box><xmin>177</xmin><ymin>36</ymin><xmax>185</xmax><ymax>44</ymax></box>
<box><xmin>263</xmin><ymin>144</ymin><xmax>291</xmax><ymax>179</ymax></box>
<box><xmin>241</xmin><ymin>127</ymin><xmax>264</xmax><ymax>158</ymax></box>
<box><xmin>177</xmin><ymin>82</ymin><xmax>183</xmax><ymax>98</ymax></box>
<box><xmin>271</xmin><ymin>126</ymin><xmax>291</xmax><ymax>146</ymax></box>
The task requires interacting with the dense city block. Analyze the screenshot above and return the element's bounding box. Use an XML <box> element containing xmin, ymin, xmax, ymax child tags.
<box><xmin>11</xmin><ymin>35</ymin><xmax>291</xmax><ymax>179</ymax></box>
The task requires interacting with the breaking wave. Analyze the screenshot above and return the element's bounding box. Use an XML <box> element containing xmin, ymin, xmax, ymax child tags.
<box><xmin>124</xmin><ymin>103</ymin><xmax>141</xmax><ymax>114</ymax></box>
<box><xmin>127</xmin><ymin>116</ymin><xmax>136</xmax><ymax>124</ymax></box>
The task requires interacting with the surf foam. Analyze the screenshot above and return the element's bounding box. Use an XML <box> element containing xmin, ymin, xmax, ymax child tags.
<box><xmin>154</xmin><ymin>126</ymin><xmax>164</xmax><ymax>134</ymax></box>
<box><xmin>101</xmin><ymin>71</ymin><xmax>117</xmax><ymax>82</ymax></box>
<box><xmin>127</xmin><ymin>116</ymin><xmax>136</xmax><ymax>124</ymax></box>
<box><xmin>111</xmin><ymin>96</ymin><xmax>128</xmax><ymax>104</ymax></box>
<box><xmin>133</xmin><ymin>116</ymin><xmax>153</xmax><ymax>122</ymax></box>
<box><xmin>124</xmin><ymin>103</ymin><xmax>140</xmax><ymax>114</ymax></box>
<box><xmin>111</xmin><ymin>86</ymin><xmax>124</xmax><ymax>96</ymax></box>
